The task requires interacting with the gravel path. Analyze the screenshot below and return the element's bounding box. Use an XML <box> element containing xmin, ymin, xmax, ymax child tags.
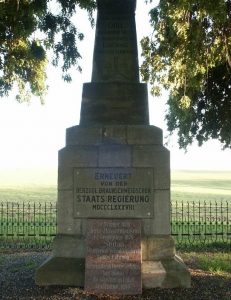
<box><xmin>0</xmin><ymin>252</ymin><xmax>230</xmax><ymax>300</ymax></box>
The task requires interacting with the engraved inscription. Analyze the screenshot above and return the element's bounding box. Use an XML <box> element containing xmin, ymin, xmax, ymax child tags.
<box><xmin>96</xmin><ymin>17</ymin><xmax>135</xmax><ymax>55</ymax></box>
<box><xmin>73</xmin><ymin>168</ymin><xmax>154</xmax><ymax>218</ymax></box>
<box><xmin>85</xmin><ymin>219</ymin><xmax>142</xmax><ymax>295</ymax></box>
<box><xmin>92</xmin><ymin>13</ymin><xmax>139</xmax><ymax>82</ymax></box>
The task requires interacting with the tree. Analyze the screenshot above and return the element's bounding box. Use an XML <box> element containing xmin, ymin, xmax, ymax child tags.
<box><xmin>1</xmin><ymin>1</ymin><xmax>230</xmax><ymax>149</ymax></box>
<box><xmin>141</xmin><ymin>0</ymin><xmax>231</xmax><ymax>149</ymax></box>
<box><xmin>0</xmin><ymin>0</ymin><xmax>95</xmax><ymax>103</ymax></box>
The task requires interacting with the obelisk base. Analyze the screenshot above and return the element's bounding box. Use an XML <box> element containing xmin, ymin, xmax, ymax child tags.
<box><xmin>36</xmin><ymin>235</ymin><xmax>190</xmax><ymax>288</ymax></box>
<box><xmin>36</xmin><ymin>125</ymin><xmax>190</xmax><ymax>289</ymax></box>
<box><xmin>36</xmin><ymin>256</ymin><xmax>85</xmax><ymax>286</ymax></box>
<box><xmin>142</xmin><ymin>257</ymin><xmax>191</xmax><ymax>288</ymax></box>
<box><xmin>142</xmin><ymin>236</ymin><xmax>190</xmax><ymax>288</ymax></box>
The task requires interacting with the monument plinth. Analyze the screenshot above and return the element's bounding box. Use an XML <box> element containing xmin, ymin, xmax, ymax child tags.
<box><xmin>36</xmin><ymin>0</ymin><xmax>190</xmax><ymax>292</ymax></box>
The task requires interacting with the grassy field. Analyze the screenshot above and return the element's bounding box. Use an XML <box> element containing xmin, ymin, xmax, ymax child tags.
<box><xmin>171</xmin><ymin>170</ymin><xmax>231</xmax><ymax>203</ymax></box>
<box><xmin>0</xmin><ymin>169</ymin><xmax>57</xmax><ymax>203</ymax></box>
<box><xmin>0</xmin><ymin>186</ymin><xmax>56</xmax><ymax>203</ymax></box>
<box><xmin>0</xmin><ymin>169</ymin><xmax>230</xmax><ymax>203</ymax></box>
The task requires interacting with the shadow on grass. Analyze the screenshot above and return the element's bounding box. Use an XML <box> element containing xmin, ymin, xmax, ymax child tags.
<box><xmin>176</xmin><ymin>241</ymin><xmax>230</xmax><ymax>252</ymax></box>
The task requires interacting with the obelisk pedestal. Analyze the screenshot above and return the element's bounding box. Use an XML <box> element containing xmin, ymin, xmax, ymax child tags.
<box><xmin>36</xmin><ymin>0</ymin><xmax>190</xmax><ymax>291</ymax></box>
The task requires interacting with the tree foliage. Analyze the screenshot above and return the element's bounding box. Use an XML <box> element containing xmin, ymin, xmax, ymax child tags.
<box><xmin>1</xmin><ymin>0</ymin><xmax>230</xmax><ymax>149</ymax></box>
<box><xmin>141</xmin><ymin>0</ymin><xmax>231</xmax><ymax>149</ymax></box>
<box><xmin>0</xmin><ymin>0</ymin><xmax>95</xmax><ymax>103</ymax></box>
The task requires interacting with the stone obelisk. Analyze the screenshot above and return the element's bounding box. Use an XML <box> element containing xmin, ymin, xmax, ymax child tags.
<box><xmin>36</xmin><ymin>0</ymin><xmax>190</xmax><ymax>290</ymax></box>
<box><xmin>80</xmin><ymin>0</ymin><xmax>149</xmax><ymax>125</ymax></box>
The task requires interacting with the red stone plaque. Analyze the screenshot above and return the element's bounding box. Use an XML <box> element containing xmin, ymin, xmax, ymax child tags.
<box><xmin>85</xmin><ymin>219</ymin><xmax>142</xmax><ymax>295</ymax></box>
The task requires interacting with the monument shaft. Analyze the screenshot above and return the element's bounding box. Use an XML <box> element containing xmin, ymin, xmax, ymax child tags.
<box><xmin>80</xmin><ymin>0</ymin><xmax>149</xmax><ymax>125</ymax></box>
<box><xmin>92</xmin><ymin>0</ymin><xmax>139</xmax><ymax>82</ymax></box>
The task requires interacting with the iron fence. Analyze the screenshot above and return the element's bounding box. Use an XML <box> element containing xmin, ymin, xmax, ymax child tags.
<box><xmin>171</xmin><ymin>201</ymin><xmax>231</xmax><ymax>246</ymax></box>
<box><xmin>0</xmin><ymin>201</ymin><xmax>230</xmax><ymax>249</ymax></box>
<box><xmin>0</xmin><ymin>202</ymin><xmax>56</xmax><ymax>250</ymax></box>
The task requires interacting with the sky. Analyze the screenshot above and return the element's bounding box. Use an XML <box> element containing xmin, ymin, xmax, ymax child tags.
<box><xmin>0</xmin><ymin>0</ymin><xmax>231</xmax><ymax>173</ymax></box>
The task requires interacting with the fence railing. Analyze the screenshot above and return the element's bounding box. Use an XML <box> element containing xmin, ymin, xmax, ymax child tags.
<box><xmin>0</xmin><ymin>202</ymin><xmax>56</xmax><ymax>250</ymax></box>
<box><xmin>0</xmin><ymin>201</ymin><xmax>230</xmax><ymax>250</ymax></box>
<box><xmin>171</xmin><ymin>201</ymin><xmax>230</xmax><ymax>246</ymax></box>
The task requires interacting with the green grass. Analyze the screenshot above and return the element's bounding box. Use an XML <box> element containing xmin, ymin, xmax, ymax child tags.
<box><xmin>0</xmin><ymin>168</ymin><xmax>57</xmax><ymax>203</ymax></box>
<box><xmin>0</xmin><ymin>168</ymin><xmax>56</xmax><ymax>186</ymax></box>
<box><xmin>10</xmin><ymin>260</ymin><xmax>39</xmax><ymax>273</ymax></box>
<box><xmin>0</xmin><ymin>186</ymin><xmax>57</xmax><ymax>203</ymax></box>
<box><xmin>198</xmin><ymin>252</ymin><xmax>231</xmax><ymax>274</ymax></box>
<box><xmin>171</xmin><ymin>171</ymin><xmax>231</xmax><ymax>203</ymax></box>
<box><xmin>0</xmin><ymin>255</ymin><xmax>5</xmax><ymax>266</ymax></box>
<box><xmin>182</xmin><ymin>251</ymin><xmax>231</xmax><ymax>275</ymax></box>
<box><xmin>176</xmin><ymin>241</ymin><xmax>231</xmax><ymax>252</ymax></box>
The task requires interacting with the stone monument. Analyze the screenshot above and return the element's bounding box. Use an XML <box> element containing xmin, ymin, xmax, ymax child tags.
<box><xmin>36</xmin><ymin>0</ymin><xmax>190</xmax><ymax>292</ymax></box>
